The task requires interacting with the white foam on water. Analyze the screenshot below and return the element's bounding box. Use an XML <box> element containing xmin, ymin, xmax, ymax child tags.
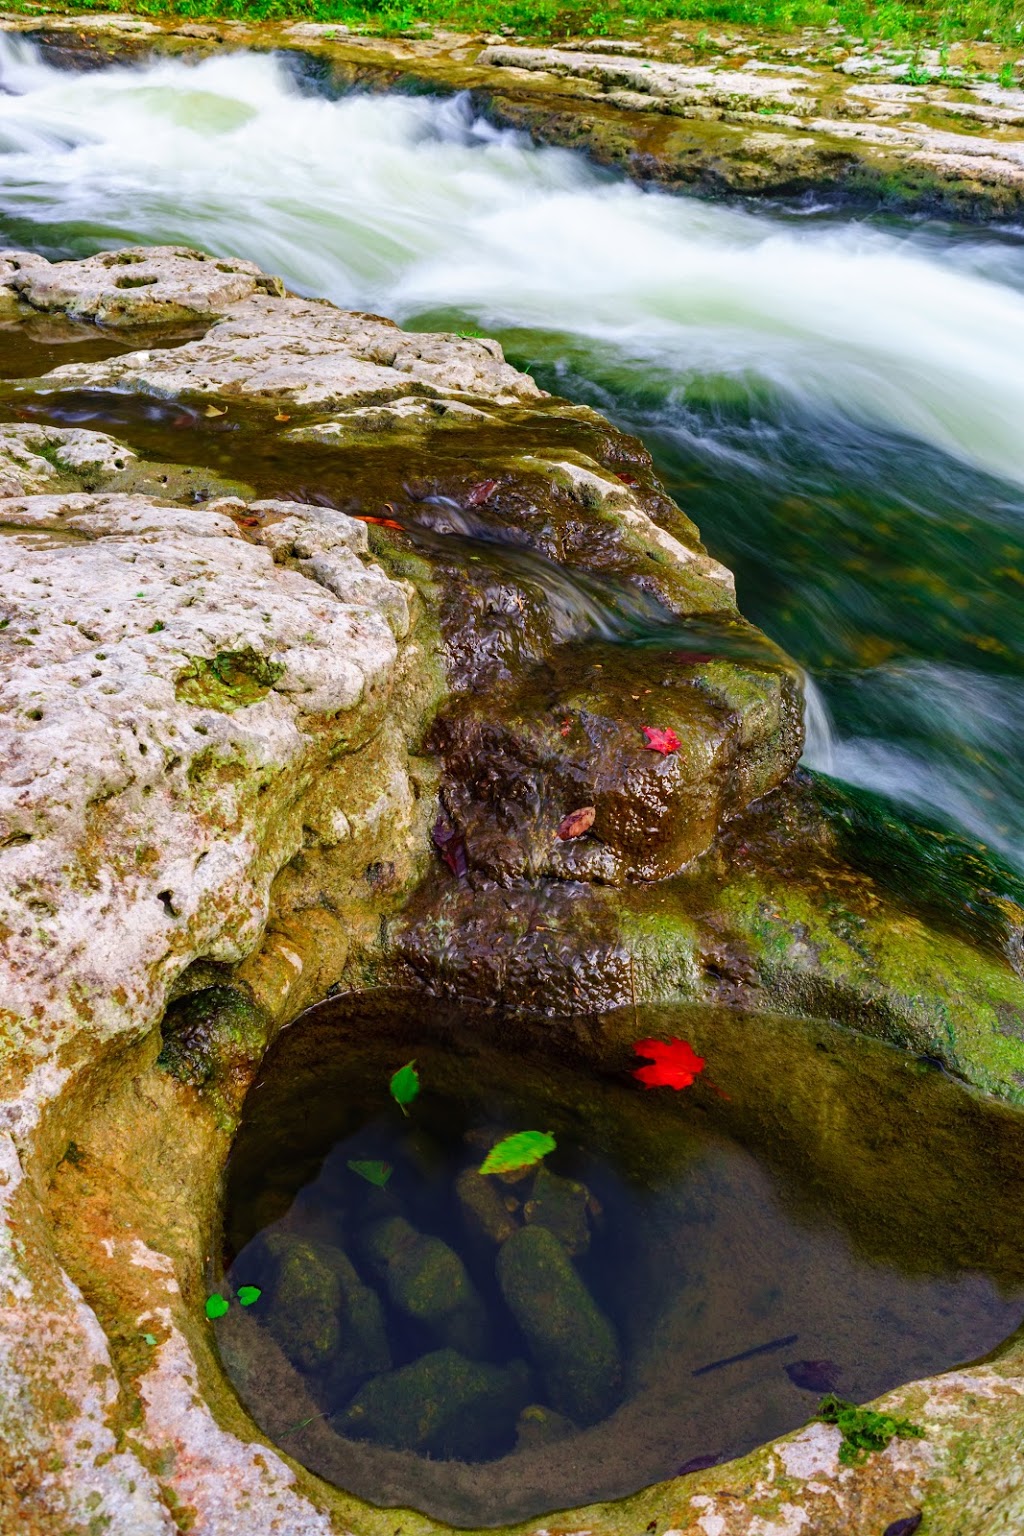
<box><xmin>0</xmin><ymin>38</ymin><xmax>1023</xmax><ymax>487</ymax></box>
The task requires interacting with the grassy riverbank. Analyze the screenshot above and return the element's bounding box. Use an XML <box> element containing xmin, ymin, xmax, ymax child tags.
<box><xmin>9</xmin><ymin>0</ymin><xmax>1024</xmax><ymax>49</ymax></box>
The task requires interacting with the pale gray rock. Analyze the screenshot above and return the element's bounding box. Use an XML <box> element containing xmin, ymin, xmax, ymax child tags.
<box><xmin>3</xmin><ymin>245</ymin><xmax>284</xmax><ymax>325</ymax></box>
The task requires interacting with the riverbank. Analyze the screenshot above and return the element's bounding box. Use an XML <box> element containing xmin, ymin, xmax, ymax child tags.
<box><xmin>7</xmin><ymin>9</ymin><xmax>1024</xmax><ymax>217</ymax></box>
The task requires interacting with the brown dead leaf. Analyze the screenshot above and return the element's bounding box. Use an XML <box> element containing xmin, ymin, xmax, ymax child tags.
<box><xmin>556</xmin><ymin>806</ymin><xmax>596</xmax><ymax>841</ymax></box>
<box><xmin>274</xmin><ymin>410</ymin><xmax>291</xmax><ymax>423</ymax></box>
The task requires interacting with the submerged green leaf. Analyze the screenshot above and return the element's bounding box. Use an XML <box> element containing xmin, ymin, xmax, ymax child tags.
<box><xmin>479</xmin><ymin>1130</ymin><xmax>556</xmax><ymax>1176</ymax></box>
<box><xmin>142</xmin><ymin>1333</ymin><xmax>157</xmax><ymax>1346</ymax></box>
<box><xmin>237</xmin><ymin>1285</ymin><xmax>262</xmax><ymax>1307</ymax></box>
<box><xmin>205</xmin><ymin>1293</ymin><xmax>229</xmax><ymax>1320</ymax></box>
<box><xmin>348</xmin><ymin>1158</ymin><xmax>394</xmax><ymax>1188</ymax></box>
<box><xmin>389</xmin><ymin>1060</ymin><xmax>420</xmax><ymax>1115</ymax></box>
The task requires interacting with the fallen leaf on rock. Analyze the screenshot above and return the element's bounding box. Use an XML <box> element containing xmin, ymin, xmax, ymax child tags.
<box><xmin>274</xmin><ymin>410</ymin><xmax>291</xmax><ymax>422</ymax></box>
<box><xmin>556</xmin><ymin>806</ymin><xmax>596</xmax><ymax>841</ymax></box>
<box><xmin>432</xmin><ymin>816</ymin><xmax>468</xmax><ymax>878</ymax></box>
<box><xmin>465</xmin><ymin>479</ymin><xmax>497</xmax><ymax>506</ymax></box>
<box><xmin>616</xmin><ymin>472</ymin><xmax>639</xmax><ymax>486</ymax></box>
<box><xmin>203</xmin><ymin>404</ymin><xmax>227</xmax><ymax>418</ymax></box>
<box><xmin>642</xmin><ymin>725</ymin><xmax>681</xmax><ymax>755</ymax></box>
<box><xmin>633</xmin><ymin>1037</ymin><xmax>705</xmax><ymax>1090</ymax></box>
<box><xmin>355</xmin><ymin>514</ymin><xmax>404</xmax><ymax>531</ymax></box>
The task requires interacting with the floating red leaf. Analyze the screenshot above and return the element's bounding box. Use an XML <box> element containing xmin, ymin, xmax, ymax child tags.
<box><xmin>642</xmin><ymin>725</ymin><xmax>681</xmax><ymax>755</ymax></box>
<box><xmin>465</xmin><ymin>479</ymin><xmax>497</xmax><ymax>507</ymax></box>
<box><xmin>556</xmin><ymin>806</ymin><xmax>596</xmax><ymax>841</ymax></box>
<box><xmin>432</xmin><ymin>817</ymin><xmax>468</xmax><ymax>878</ymax></box>
<box><xmin>633</xmin><ymin>1037</ymin><xmax>705</xmax><ymax>1090</ymax></box>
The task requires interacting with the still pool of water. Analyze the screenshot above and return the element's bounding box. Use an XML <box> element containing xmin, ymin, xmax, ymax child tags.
<box><xmin>216</xmin><ymin>996</ymin><xmax>1024</xmax><ymax>1525</ymax></box>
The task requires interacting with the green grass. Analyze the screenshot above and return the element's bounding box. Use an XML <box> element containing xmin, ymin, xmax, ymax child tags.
<box><xmin>15</xmin><ymin>0</ymin><xmax>1024</xmax><ymax>50</ymax></box>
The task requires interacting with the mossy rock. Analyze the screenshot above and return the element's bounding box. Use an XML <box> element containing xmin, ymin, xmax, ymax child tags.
<box><xmin>497</xmin><ymin>1225</ymin><xmax>621</xmax><ymax>1425</ymax></box>
<box><xmin>336</xmin><ymin>1348</ymin><xmax>532</xmax><ymax>1460</ymax></box>
<box><xmin>522</xmin><ymin>1166</ymin><xmax>591</xmax><ymax>1257</ymax></box>
<box><xmin>157</xmin><ymin>983</ymin><xmax>268</xmax><ymax>1089</ymax></box>
<box><xmin>361</xmin><ymin>1215</ymin><xmax>492</xmax><ymax>1358</ymax></box>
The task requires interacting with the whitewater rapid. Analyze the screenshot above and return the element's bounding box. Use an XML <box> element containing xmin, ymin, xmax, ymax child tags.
<box><xmin>0</xmin><ymin>37</ymin><xmax>1023</xmax><ymax>486</ymax></box>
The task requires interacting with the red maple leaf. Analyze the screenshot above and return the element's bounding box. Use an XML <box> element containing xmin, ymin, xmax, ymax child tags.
<box><xmin>633</xmin><ymin>1037</ymin><xmax>705</xmax><ymax>1090</ymax></box>
<box><xmin>642</xmin><ymin>725</ymin><xmax>681</xmax><ymax>755</ymax></box>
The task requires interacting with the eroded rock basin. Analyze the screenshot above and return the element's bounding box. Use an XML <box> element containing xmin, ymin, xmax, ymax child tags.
<box><xmin>213</xmin><ymin>993</ymin><xmax>1024</xmax><ymax>1526</ymax></box>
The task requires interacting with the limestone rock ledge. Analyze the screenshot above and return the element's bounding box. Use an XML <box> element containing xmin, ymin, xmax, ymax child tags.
<box><xmin>0</xmin><ymin>420</ymin><xmax>431</xmax><ymax>1527</ymax></box>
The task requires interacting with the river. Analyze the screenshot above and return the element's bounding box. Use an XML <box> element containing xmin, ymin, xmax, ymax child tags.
<box><xmin>2</xmin><ymin>35</ymin><xmax>1023</xmax><ymax>861</ymax></box>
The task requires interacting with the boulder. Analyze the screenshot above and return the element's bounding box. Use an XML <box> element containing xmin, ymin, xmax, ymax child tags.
<box><xmin>361</xmin><ymin>1216</ymin><xmax>492</xmax><ymax>1358</ymax></box>
<box><xmin>455</xmin><ymin>1167</ymin><xmax>520</xmax><ymax>1247</ymax></box>
<box><xmin>523</xmin><ymin>1166</ymin><xmax>592</xmax><ymax>1257</ymax></box>
<box><xmin>497</xmin><ymin>1225</ymin><xmax>621</xmax><ymax>1424</ymax></box>
<box><xmin>259</xmin><ymin>1233</ymin><xmax>390</xmax><ymax>1397</ymax></box>
<box><xmin>336</xmin><ymin>1348</ymin><xmax>531</xmax><ymax>1460</ymax></box>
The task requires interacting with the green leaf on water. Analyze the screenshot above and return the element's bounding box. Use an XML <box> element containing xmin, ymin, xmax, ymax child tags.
<box><xmin>142</xmin><ymin>1333</ymin><xmax>157</xmax><ymax>1346</ymax></box>
<box><xmin>479</xmin><ymin>1130</ymin><xmax>556</xmax><ymax>1177</ymax></box>
<box><xmin>389</xmin><ymin>1060</ymin><xmax>420</xmax><ymax>1116</ymax></box>
<box><xmin>237</xmin><ymin>1285</ymin><xmax>262</xmax><ymax>1307</ymax></box>
<box><xmin>347</xmin><ymin>1158</ymin><xmax>393</xmax><ymax>1188</ymax></box>
<box><xmin>205</xmin><ymin>1293</ymin><xmax>229</xmax><ymax>1320</ymax></box>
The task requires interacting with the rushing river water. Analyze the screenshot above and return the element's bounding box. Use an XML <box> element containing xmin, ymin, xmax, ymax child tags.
<box><xmin>2</xmin><ymin>36</ymin><xmax>1024</xmax><ymax>859</ymax></box>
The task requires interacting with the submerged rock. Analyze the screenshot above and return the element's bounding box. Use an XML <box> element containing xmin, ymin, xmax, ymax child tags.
<box><xmin>260</xmin><ymin>1232</ymin><xmax>390</xmax><ymax>1398</ymax></box>
<box><xmin>515</xmin><ymin>1401</ymin><xmax>577</xmax><ymax>1450</ymax></box>
<box><xmin>497</xmin><ymin>1225</ymin><xmax>621</xmax><ymax>1424</ymax></box>
<box><xmin>336</xmin><ymin>1348</ymin><xmax>531</xmax><ymax>1460</ymax></box>
<box><xmin>262</xmin><ymin>1235</ymin><xmax>342</xmax><ymax>1373</ymax></box>
<box><xmin>456</xmin><ymin>1167</ymin><xmax>520</xmax><ymax>1247</ymax></box>
<box><xmin>523</xmin><ymin>1166</ymin><xmax>592</xmax><ymax>1257</ymax></box>
<box><xmin>361</xmin><ymin>1216</ymin><xmax>492</xmax><ymax>1358</ymax></box>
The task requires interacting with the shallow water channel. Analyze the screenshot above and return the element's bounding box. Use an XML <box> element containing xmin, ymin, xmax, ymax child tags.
<box><xmin>215</xmin><ymin>995</ymin><xmax>1024</xmax><ymax>1525</ymax></box>
<box><xmin>2</xmin><ymin>37</ymin><xmax>1024</xmax><ymax>859</ymax></box>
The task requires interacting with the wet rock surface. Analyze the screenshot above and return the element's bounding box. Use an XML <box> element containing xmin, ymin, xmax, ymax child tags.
<box><xmin>2</xmin><ymin>236</ymin><xmax>1024</xmax><ymax>1536</ymax></box>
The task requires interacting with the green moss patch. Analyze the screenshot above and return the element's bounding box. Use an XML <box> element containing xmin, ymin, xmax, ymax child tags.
<box><xmin>176</xmin><ymin>648</ymin><xmax>285</xmax><ymax>712</ymax></box>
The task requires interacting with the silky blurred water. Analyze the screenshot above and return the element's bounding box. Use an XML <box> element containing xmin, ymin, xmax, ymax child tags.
<box><xmin>1</xmin><ymin>35</ymin><xmax>1023</xmax><ymax>857</ymax></box>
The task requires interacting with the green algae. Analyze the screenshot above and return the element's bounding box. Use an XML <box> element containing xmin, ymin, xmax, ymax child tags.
<box><xmin>176</xmin><ymin>648</ymin><xmax>285</xmax><ymax>711</ymax></box>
